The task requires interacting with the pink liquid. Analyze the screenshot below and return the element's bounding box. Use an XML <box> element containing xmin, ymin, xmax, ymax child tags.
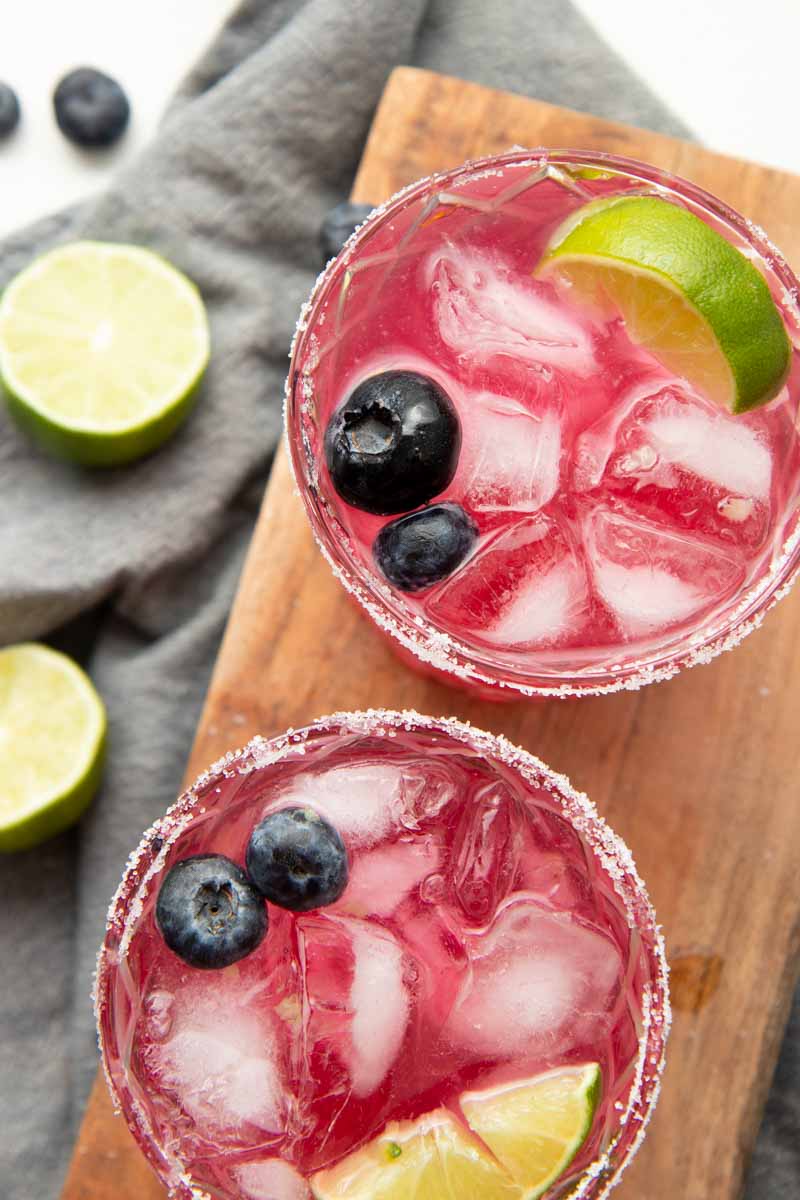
<box><xmin>96</xmin><ymin>712</ymin><xmax>668</xmax><ymax>1200</ymax></box>
<box><xmin>287</xmin><ymin>152</ymin><xmax>800</xmax><ymax>696</ymax></box>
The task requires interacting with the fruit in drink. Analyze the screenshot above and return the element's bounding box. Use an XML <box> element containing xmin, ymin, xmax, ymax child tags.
<box><xmin>96</xmin><ymin>711</ymin><xmax>669</xmax><ymax>1200</ymax></box>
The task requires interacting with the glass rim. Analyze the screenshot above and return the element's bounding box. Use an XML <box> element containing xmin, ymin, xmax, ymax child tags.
<box><xmin>95</xmin><ymin>707</ymin><xmax>670</xmax><ymax>1200</ymax></box>
<box><xmin>285</xmin><ymin>147</ymin><xmax>800</xmax><ymax>698</ymax></box>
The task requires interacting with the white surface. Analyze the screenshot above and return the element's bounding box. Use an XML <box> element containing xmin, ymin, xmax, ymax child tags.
<box><xmin>0</xmin><ymin>0</ymin><xmax>798</xmax><ymax>239</ymax></box>
<box><xmin>574</xmin><ymin>0</ymin><xmax>800</xmax><ymax>174</ymax></box>
<box><xmin>0</xmin><ymin>0</ymin><xmax>237</xmax><ymax>237</ymax></box>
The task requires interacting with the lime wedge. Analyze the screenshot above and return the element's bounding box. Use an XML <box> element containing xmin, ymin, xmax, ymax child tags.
<box><xmin>0</xmin><ymin>643</ymin><xmax>106</xmax><ymax>852</ymax></box>
<box><xmin>0</xmin><ymin>241</ymin><xmax>210</xmax><ymax>465</ymax></box>
<box><xmin>310</xmin><ymin>1108</ymin><xmax>520</xmax><ymax>1200</ymax></box>
<box><xmin>538</xmin><ymin>195</ymin><xmax>791</xmax><ymax>413</ymax></box>
<box><xmin>311</xmin><ymin>1066</ymin><xmax>601</xmax><ymax>1200</ymax></box>
<box><xmin>460</xmin><ymin>1064</ymin><xmax>601</xmax><ymax>1199</ymax></box>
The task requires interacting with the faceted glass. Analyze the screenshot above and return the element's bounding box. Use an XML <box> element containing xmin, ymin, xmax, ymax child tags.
<box><xmin>286</xmin><ymin>150</ymin><xmax>800</xmax><ymax>697</ymax></box>
<box><xmin>96</xmin><ymin>710</ymin><xmax>669</xmax><ymax>1200</ymax></box>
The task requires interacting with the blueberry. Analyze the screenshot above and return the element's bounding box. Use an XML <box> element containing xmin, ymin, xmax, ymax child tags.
<box><xmin>325</xmin><ymin>370</ymin><xmax>461</xmax><ymax>515</ymax></box>
<box><xmin>319</xmin><ymin>201</ymin><xmax>374</xmax><ymax>261</ymax></box>
<box><xmin>53</xmin><ymin>68</ymin><xmax>130</xmax><ymax>148</ymax></box>
<box><xmin>155</xmin><ymin>854</ymin><xmax>267</xmax><ymax>969</ymax></box>
<box><xmin>374</xmin><ymin>503</ymin><xmax>477</xmax><ymax>592</ymax></box>
<box><xmin>0</xmin><ymin>83</ymin><xmax>20</xmax><ymax>140</ymax></box>
<box><xmin>246</xmin><ymin>807</ymin><xmax>348</xmax><ymax>912</ymax></box>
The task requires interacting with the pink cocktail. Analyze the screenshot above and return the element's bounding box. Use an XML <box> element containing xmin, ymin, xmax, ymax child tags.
<box><xmin>96</xmin><ymin>710</ymin><xmax>668</xmax><ymax>1200</ymax></box>
<box><xmin>286</xmin><ymin>151</ymin><xmax>800</xmax><ymax>698</ymax></box>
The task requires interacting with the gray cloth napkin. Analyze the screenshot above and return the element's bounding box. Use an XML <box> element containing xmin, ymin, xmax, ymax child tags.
<box><xmin>0</xmin><ymin>2</ymin><xmax>795</xmax><ymax>1197</ymax></box>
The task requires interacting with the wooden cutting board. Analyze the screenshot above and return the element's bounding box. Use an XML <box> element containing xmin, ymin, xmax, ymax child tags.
<box><xmin>62</xmin><ymin>68</ymin><xmax>800</xmax><ymax>1200</ymax></box>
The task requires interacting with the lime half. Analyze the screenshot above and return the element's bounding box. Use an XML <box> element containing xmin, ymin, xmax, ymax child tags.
<box><xmin>0</xmin><ymin>241</ymin><xmax>210</xmax><ymax>465</ymax></box>
<box><xmin>311</xmin><ymin>1065</ymin><xmax>600</xmax><ymax>1200</ymax></box>
<box><xmin>539</xmin><ymin>195</ymin><xmax>791</xmax><ymax>413</ymax></box>
<box><xmin>0</xmin><ymin>643</ymin><xmax>106</xmax><ymax>852</ymax></box>
<box><xmin>461</xmin><ymin>1064</ymin><xmax>601</xmax><ymax>1199</ymax></box>
<box><xmin>311</xmin><ymin>1108</ymin><xmax>520</xmax><ymax>1200</ymax></box>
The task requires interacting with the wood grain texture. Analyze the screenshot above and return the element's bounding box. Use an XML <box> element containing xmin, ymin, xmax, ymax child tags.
<box><xmin>61</xmin><ymin>68</ymin><xmax>800</xmax><ymax>1200</ymax></box>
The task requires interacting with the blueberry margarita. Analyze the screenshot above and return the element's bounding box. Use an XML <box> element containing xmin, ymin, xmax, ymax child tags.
<box><xmin>96</xmin><ymin>710</ymin><xmax>668</xmax><ymax>1200</ymax></box>
<box><xmin>288</xmin><ymin>151</ymin><xmax>800</xmax><ymax>697</ymax></box>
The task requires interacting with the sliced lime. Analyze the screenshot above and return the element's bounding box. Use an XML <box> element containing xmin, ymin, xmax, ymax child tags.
<box><xmin>0</xmin><ymin>241</ymin><xmax>209</xmax><ymax>465</ymax></box>
<box><xmin>539</xmin><ymin>195</ymin><xmax>791</xmax><ymax>413</ymax></box>
<box><xmin>460</xmin><ymin>1064</ymin><xmax>601</xmax><ymax>1199</ymax></box>
<box><xmin>0</xmin><ymin>643</ymin><xmax>106</xmax><ymax>851</ymax></box>
<box><xmin>310</xmin><ymin>1108</ymin><xmax>520</xmax><ymax>1200</ymax></box>
<box><xmin>310</xmin><ymin>1065</ymin><xmax>601</xmax><ymax>1200</ymax></box>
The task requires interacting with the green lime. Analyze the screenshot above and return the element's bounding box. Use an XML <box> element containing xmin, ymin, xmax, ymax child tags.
<box><xmin>0</xmin><ymin>643</ymin><xmax>106</xmax><ymax>852</ymax></box>
<box><xmin>310</xmin><ymin>1065</ymin><xmax>601</xmax><ymax>1200</ymax></box>
<box><xmin>311</xmin><ymin>1108</ymin><xmax>520</xmax><ymax>1200</ymax></box>
<box><xmin>460</xmin><ymin>1064</ymin><xmax>601</xmax><ymax>1199</ymax></box>
<box><xmin>538</xmin><ymin>195</ymin><xmax>791</xmax><ymax>413</ymax></box>
<box><xmin>0</xmin><ymin>241</ymin><xmax>209</xmax><ymax>465</ymax></box>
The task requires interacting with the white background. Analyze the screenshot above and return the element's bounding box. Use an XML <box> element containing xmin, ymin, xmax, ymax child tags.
<box><xmin>0</xmin><ymin>0</ymin><xmax>238</xmax><ymax>236</ymax></box>
<box><xmin>0</xmin><ymin>0</ymin><xmax>799</xmax><ymax>238</ymax></box>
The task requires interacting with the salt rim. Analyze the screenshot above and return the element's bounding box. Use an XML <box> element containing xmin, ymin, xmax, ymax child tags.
<box><xmin>283</xmin><ymin>147</ymin><xmax>800</xmax><ymax>699</ymax></box>
<box><xmin>94</xmin><ymin>707</ymin><xmax>671</xmax><ymax>1200</ymax></box>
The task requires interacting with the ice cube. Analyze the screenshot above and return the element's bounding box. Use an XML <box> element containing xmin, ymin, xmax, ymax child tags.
<box><xmin>143</xmin><ymin>989</ymin><xmax>174</xmax><ymax>1041</ymax></box>
<box><xmin>515</xmin><ymin>805</ymin><xmax>594</xmax><ymax>916</ymax></box>
<box><xmin>271</xmin><ymin>762</ymin><xmax>404</xmax><ymax>847</ymax></box>
<box><xmin>445</xmin><ymin>897</ymin><xmax>621</xmax><ymax>1059</ymax></box>
<box><xmin>450</xmin><ymin>781</ymin><xmax>524</xmax><ymax>923</ymax></box>
<box><xmin>400</xmin><ymin>904</ymin><xmax>469</xmax><ymax>1031</ymax></box>
<box><xmin>585</xmin><ymin>506</ymin><xmax>745</xmax><ymax>638</ymax></box>
<box><xmin>298</xmin><ymin>915</ymin><xmax>410</xmax><ymax>1099</ymax></box>
<box><xmin>572</xmin><ymin>374</ymin><xmax>679</xmax><ymax>492</ymax></box>
<box><xmin>272</xmin><ymin>761</ymin><xmax>457</xmax><ymax>847</ymax></box>
<box><xmin>427</xmin><ymin>514</ymin><xmax>590</xmax><ymax>650</ymax></box>
<box><xmin>147</xmin><ymin>981</ymin><xmax>285</xmax><ymax>1135</ymax></box>
<box><xmin>234</xmin><ymin>1159</ymin><xmax>309</xmax><ymax>1200</ymax></box>
<box><xmin>483</xmin><ymin>557</ymin><xmax>587</xmax><ymax>648</ymax></box>
<box><xmin>342</xmin><ymin>838</ymin><xmax>440</xmax><ymax>918</ymax></box>
<box><xmin>349</xmin><ymin>922</ymin><xmax>410</xmax><ymax>1096</ymax></box>
<box><xmin>574</xmin><ymin>384</ymin><xmax>772</xmax><ymax>550</ymax></box>
<box><xmin>430</xmin><ymin>249</ymin><xmax>596</xmax><ymax>375</ymax></box>
<box><xmin>399</xmin><ymin>762</ymin><xmax>459</xmax><ymax>829</ymax></box>
<box><xmin>458</xmin><ymin>393</ymin><xmax>562</xmax><ymax>516</ymax></box>
<box><xmin>643</xmin><ymin>402</ymin><xmax>771</xmax><ymax>498</ymax></box>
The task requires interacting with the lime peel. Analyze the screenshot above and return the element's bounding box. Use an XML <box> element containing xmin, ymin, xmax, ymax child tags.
<box><xmin>0</xmin><ymin>643</ymin><xmax>107</xmax><ymax>852</ymax></box>
<box><xmin>310</xmin><ymin>1065</ymin><xmax>600</xmax><ymax>1200</ymax></box>
<box><xmin>0</xmin><ymin>241</ymin><xmax>210</xmax><ymax>465</ymax></box>
<box><xmin>461</xmin><ymin>1063</ymin><xmax>601</xmax><ymax>1199</ymax></box>
<box><xmin>539</xmin><ymin>195</ymin><xmax>791</xmax><ymax>414</ymax></box>
<box><xmin>311</xmin><ymin>1107</ymin><xmax>520</xmax><ymax>1200</ymax></box>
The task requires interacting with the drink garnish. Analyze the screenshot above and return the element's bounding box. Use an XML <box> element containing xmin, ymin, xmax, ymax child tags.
<box><xmin>155</xmin><ymin>855</ymin><xmax>268</xmax><ymax>969</ymax></box>
<box><xmin>324</xmin><ymin>370</ymin><xmax>461</xmax><ymax>514</ymax></box>
<box><xmin>311</xmin><ymin>1065</ymin><xmax>601</xmax><ymax>1200</ymax></box>
<box><xmin>246</xmin><ymin>806</ymin><xmax>349</xmax><ymax>911</ymax></box>
<box><xmin>373</xmin><ymin>503</ymin><xmax>477</xmax><ymax>592</ymax></box>
<box><xmin>538</xmin><ymin>195</ymin><xmax>791</xmax><ymax>413</ymax></box>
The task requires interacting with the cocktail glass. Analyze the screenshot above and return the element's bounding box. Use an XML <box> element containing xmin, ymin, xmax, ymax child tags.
<box><xmin>285</xmin><ymin>150</ymin><xmax>800</xmax><ymax>698</ymax></box>
<box><xmin>96</xmin><ymin>709</ymin><xmax>669</xmax><ymax>1200</ymax></box>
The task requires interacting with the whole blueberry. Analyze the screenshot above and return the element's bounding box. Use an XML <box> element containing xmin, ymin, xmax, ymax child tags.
<box><xmin>324</xmin><ymin>370</ymin><xmax>461</xmax><ymax>515</ymax></box>
<box><xmin>0</xmin><ymin>83</ymin><xmax>20</xmax><ymax>140</ymax></box>
<box><xmin>374</xmin><ymin>503</ymin><xmax>477</xmax><ymax>592</ymax></box>
<box><xmin>246</xmin><ymin>807</ymin><xmax>349</xmax><ymax>912</ymax></box>
<box><xmin>319</xmin><ymin>201</ymin><xmax>374</xmax><ymax>261</ymax></box>
<box><xmin>53</xmin><ymin>68</ymin><xmax>130</xmax><ymax>148</ymax></box>
<box><xmin>155</xmin><ymin>854</ymin><xmax>267</xmax><ymax>969</ymax></box>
